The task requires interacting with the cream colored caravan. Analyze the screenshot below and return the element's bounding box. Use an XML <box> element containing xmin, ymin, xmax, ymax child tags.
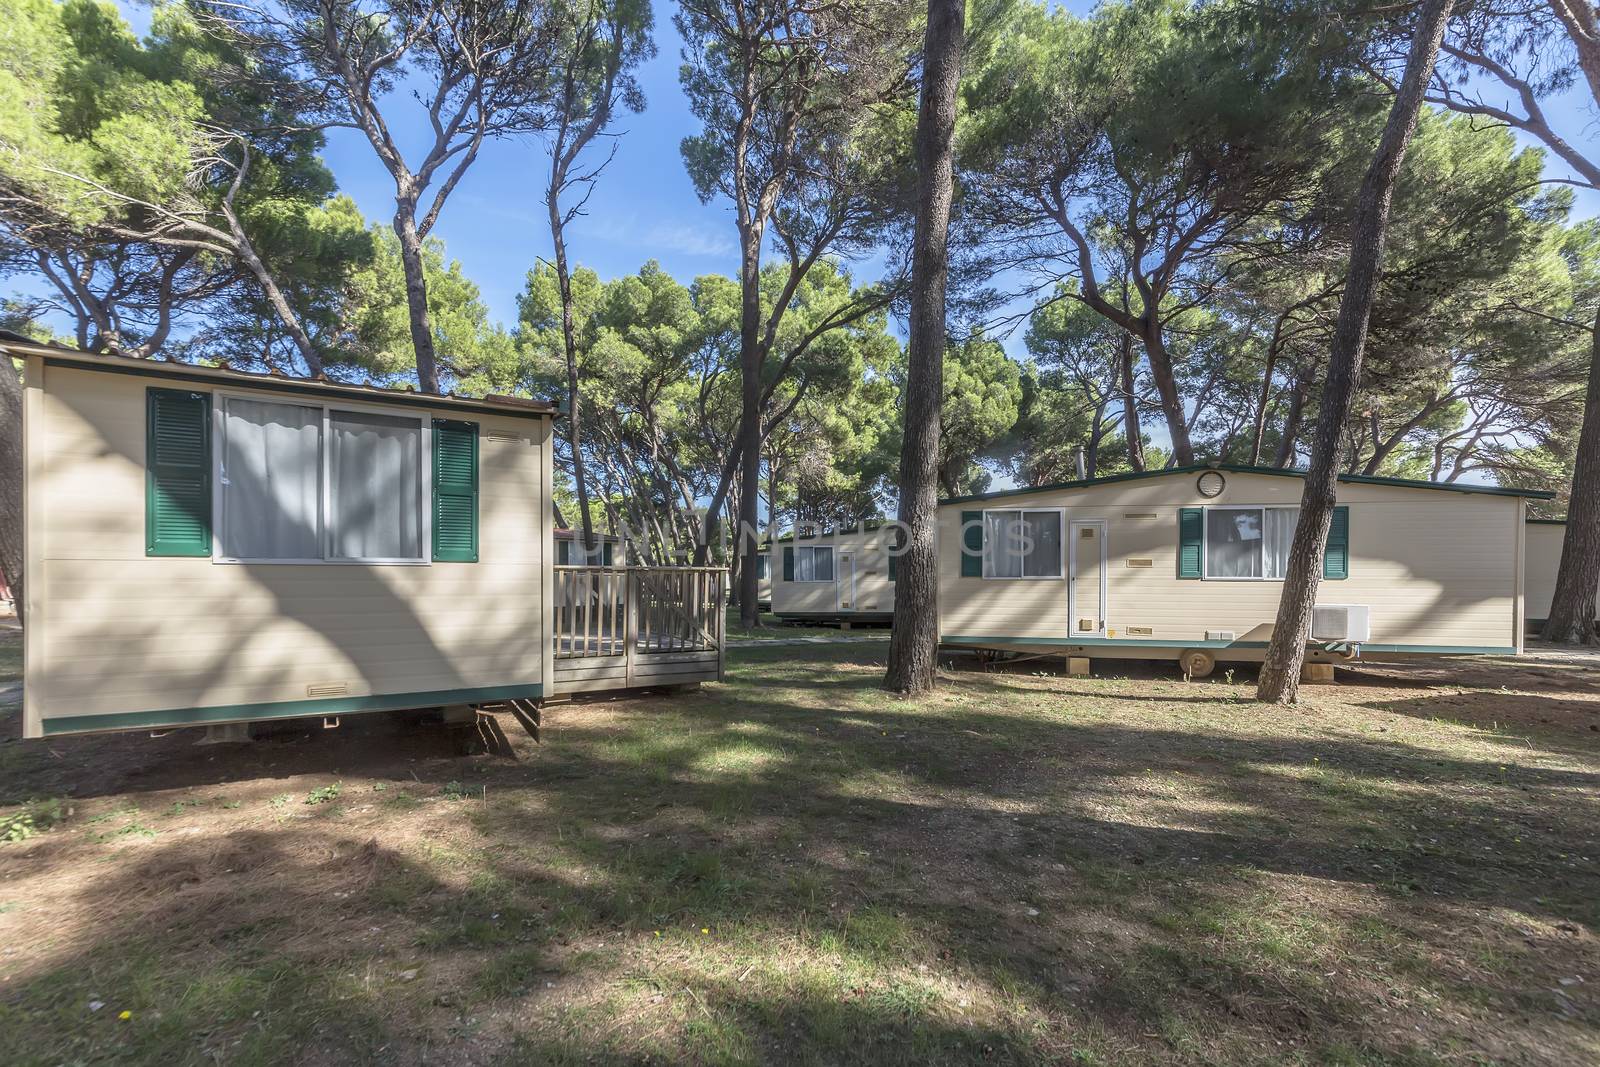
<box><xmin>937</xmin><ymin>466</ymin><xmax>1548</xmax><ymax>675</ymax></box>
<box><xmin>1523</xmin><ymin>519</ymin><xmax>1598</xmax><ymax>624</ymax></box>
<box><xmin>10</xmin><ymin>337</ymin><xmax>724</xmax><ymax>738</ymax></box>
<box><xmin>771</xmin><ymin>524</ymin><xmax>897</xmax><ymax>624</ymax></box>
<box><xmin>755</xmin><ymin>550</ymin><xmax>772</xmax><ymax>608</ymax></box>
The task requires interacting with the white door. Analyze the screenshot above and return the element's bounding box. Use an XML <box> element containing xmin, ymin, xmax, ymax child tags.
<box><xmin>838</xmin><ymin>552</ymin><xmax>856</xmax><ymax>612</ymax></box>
<box><xmin>1069</xmin><ymin>520</ymin><xmax>1108</xmax><ymax>637</ymax></box>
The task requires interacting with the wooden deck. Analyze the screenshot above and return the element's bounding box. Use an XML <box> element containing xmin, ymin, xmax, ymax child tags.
<box><xmin>551</xmin><ymin>566</ymin><xmax>726</xmax><ymax>695</ymax></box>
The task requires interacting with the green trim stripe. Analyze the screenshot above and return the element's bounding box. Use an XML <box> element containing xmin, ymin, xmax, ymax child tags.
<box><xmin>938</xmin><ymin>463</ymin><xmax>1555</xmax><ymax>505</ymax></box>
<box><xmin>40</xmin><ymin>683</ymin><xmax>545</xmax><ymax>736</ymax></box>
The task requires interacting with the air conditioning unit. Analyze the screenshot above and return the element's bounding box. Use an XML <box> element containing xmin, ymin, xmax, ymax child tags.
<box><xmin>1312</xmin><ymin>604</ymin><xmax>1370</xmax><ymax>643</ymax></box>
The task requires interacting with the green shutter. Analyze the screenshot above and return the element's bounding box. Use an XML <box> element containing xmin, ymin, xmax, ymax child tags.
<box><xmin>782</xmin><ymin>546</ymin><xmax>794</xmax><ymax>581</ymax></box>
<box><xmin>1323</xmin><ymin>506</ymin><xmax>1349</xmax><ymax>580</ymax></box>
<box><xmin>603</xmin><ymin>541</ymin><xmax>615</xmax><ymax>566</ymax></box>
<box><xmin>888</xmin><ymin>550</ymin><xmax>897</xmax><ymax>582</ymax></box>
<box><xmin>556</xmin><ymin>540</ymin><xmax>570</xmax><ymax>566</ymax></box>
<box><xmin>145</xmin><ymin>388</ymin><xmax>212</xmax><ymax>557</ymax></box>
<box><xmin>432</xmin><ymin>419</ymin><xmax>478</xmax><ymax>562</ymax></box>
<box><xmin>960</xmin><ymin>510</ymin><xmax>983</xmax><ymax>577</ymax></box>
<box><xmin>1178</xmin><ymin>508</ymin><xmax>1203</xmax><ymax>578</ymax></box>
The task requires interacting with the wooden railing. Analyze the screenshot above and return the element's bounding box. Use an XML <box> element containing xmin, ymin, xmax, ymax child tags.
<box><xmin>553</xmin><ymin>566</ymin><xmax>629</xmax><ymax>659</ymax></box>
<box><xmin>552</xmin><ymin>567</ymin><xmax>727</xmax><ymax>691</ymax></box>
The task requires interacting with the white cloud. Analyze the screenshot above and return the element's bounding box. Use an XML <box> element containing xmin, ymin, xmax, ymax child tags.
<box><xmin>575</xmin><ymin>212</ymin><xmax>736</xmax><ymax>259</ymax></box>
<box><xmin>641</xmin><ymin>220</ymin><xmax>737</xmax><ymax>258</ymax></box>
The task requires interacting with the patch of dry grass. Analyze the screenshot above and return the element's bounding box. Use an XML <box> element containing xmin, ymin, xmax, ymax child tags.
<box><xmin>0</xmin><ymin>644</ymin><xmax>1595</xmax><ymax>1065</ymax></box>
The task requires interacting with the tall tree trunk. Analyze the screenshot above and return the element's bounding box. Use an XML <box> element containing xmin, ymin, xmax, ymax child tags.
<box><xmin>736</xmin><ymin>225</ymin><xmax>765</xmax><ymax>628</ymax></box>
<box><xmin>1249</xmin><ymin>320</ymin><xmax>1286</xmax><ymax>465</ymax></box>
<box><xmin>548</xmin><ymin>195</ymin><xmax>596</xmax><ymax>557</ymax></box>
<box><xmin>886</xmin><ymin>0</ymin><xmax>964</xmax><ymax>695</ymax></box>
<box><xmin>1257</xmin><ymin>0</ymin><xmax>1454</xmax><ymax>703</ymax></box>
<box><xmin>1086</xmin><ymin>402</ymin><xmax>1104</xmax><ymax>478</ymax></box>
<box><xmin>0</xmin><ymin>352</ymin><xmax>23</xmax><ymax>626</ymax></box>
<box><xmin>1543</xmin><ymin>307</ymin><xmax>1600</xmax><ymax>643</ymax></box>
<box><xmin>1275</xmin><ymin>375</ymin><xmax>1306</xmax><ymax>467</ymax></box>
<box><xmin>393</xmin><ymin>206</ymin><xmax>441</xmax><ymax>393</ymax></box>
<box><xmin>1142</xmin><ymin>330</ymin><xmax>1193</xmax><ymax>464</ymax></box>
<box><xmin>1119</xmin><ymin>329</ymin><xmax>1145</xmax><ymax>471</ymax></box>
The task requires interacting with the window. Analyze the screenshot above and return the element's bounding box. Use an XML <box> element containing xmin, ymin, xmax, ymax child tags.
<box><xmin>793</xmin><ymin>546</ymin><xmax>834</xmax><ymax>582</ymax></box>
<box><xmin>329</xmin><ymin>411</ymin><xmax>422</xmax><ymax>560</ymax></box>
<box><xmin>1203</xmin><ymin>506</ymin><xmax>1298</xmax><ymax>580</ymax></box>
<box><xmin>557</xmin><ymin>539</ymin><xmax>614</xmax><ymax>566</ymax></box>
<box><xmin>756</xmin><ymin>554</ymin><xmax>769</xmax><ymax>579</ymax></box>
<box><xmin>217</xmin><ymin>396</ymin><xmax>427</xmax><ymax>563</ymax></box>
<box><xmin>983</xmin><ymin>510</ymin><xmax>1063</xmax><ymax>579</ymax></box>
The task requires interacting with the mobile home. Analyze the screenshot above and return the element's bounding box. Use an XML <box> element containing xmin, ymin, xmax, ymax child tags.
<box><xmin>937</xmin><ymin>465</ymin><xmax>1549</xmax><ymax>676</ymax></box>
<box><xmin>770</xmin><ymin>524</ymin><xmax>897</xmax><ymax>624</ymax></box>
<box><xmin>755</xmin><ymin>549</ymin><xmax>772</xmax><ymax>609</ymax></box>
<box><xmin>11</xmin><ymin>337</ymin><xmax>725</xmax><ymax>738</ymax></box>
<box><xmin>1523</xmin><ymin>518</ymin><xmax>1598</xmax><ymax>626</ymax></box>
<box><xmin>554</xmin><ymin>527</ymin><xmax>623</xmax><ymax>566</ymax></box>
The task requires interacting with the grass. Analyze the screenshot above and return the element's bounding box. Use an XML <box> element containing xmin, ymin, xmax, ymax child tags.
<box><xmin>0</xmin><ymin>625</ymin><xmax>19</xmax><ymax>686</ymax></box>
<box><xmin>0</xmin><ymin>643</ymin><xmax>1595</xmax><ymax>1064</ymax></box>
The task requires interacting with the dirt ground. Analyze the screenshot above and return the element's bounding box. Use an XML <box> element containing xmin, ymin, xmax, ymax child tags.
<box><xmin>0</xmin><ymin>638</ymin><xmax>1596</xmax><ymax>1065</ymax></box>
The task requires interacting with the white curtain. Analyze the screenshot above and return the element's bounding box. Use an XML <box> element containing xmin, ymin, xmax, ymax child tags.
<box><xmin>795</xmin><ymin>547</ymin><xmax>815</xmax><ymax>582</ymax></box>
<box><xmin>221</xmin><ymin>398</ymin><xmax>321</xmax><ymax>560</ymax></box>
<box><xmin>813</xmin><ymin>547</ymin><xmax>835</xmax><ymax>582</ymax></box>
<box><xmin>1024</xmin><ymin>511</ymin><xmax>1062</xmax><ymax>577</ymax></box>
<box><xmin>985</xmin><ymin>511</ymin><xmax>1022</xmax><ymax>578</ymax></box>
<box><xmin>329</xmin><ymin>410</ymin><xmax>422</xmax><ymax>560</ymax></box>
<box><xmin>1264</xmin><ymin>507</ymin><xmax>1299</xmax><ymax>579</ymax></box>
<box><xmin>1206</xmin><ymin>508</ymin><xmax>1262</xmax><ymax>578</ymax></box>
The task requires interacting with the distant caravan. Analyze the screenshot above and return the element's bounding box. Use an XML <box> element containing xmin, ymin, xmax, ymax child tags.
<box><xmin>935</xmin><ymin>465</ymin><xmax>1549</xmax><ymax>677</ymax></box>
<box><xmin>767</xmin><ymin>524</ymin><xmax>897</xmax><ymax>627</ymax></box>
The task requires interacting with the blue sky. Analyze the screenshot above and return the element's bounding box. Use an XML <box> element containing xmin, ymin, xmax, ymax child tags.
<box><xmin>97</xmin><ymin>0</ymin><xmax>1600</xmax><ymax>345</ymax></box>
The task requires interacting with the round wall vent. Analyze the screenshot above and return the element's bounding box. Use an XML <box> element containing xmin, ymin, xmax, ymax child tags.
<box><xmin>1197</xmin><ymin>470</ymin><xmax>1226</xmax><ymax>498</ymax></box>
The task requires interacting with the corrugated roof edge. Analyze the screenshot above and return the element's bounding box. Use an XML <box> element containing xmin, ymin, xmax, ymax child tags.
<box><xmin>938</xmin><ymin>463</ymin><xmax>1557</xmax><ymax>504</ymax></box>
<box><xmin>1</xmin><ymin>331</ymin><xmax>558</xmax><ymax>418</ymax></box>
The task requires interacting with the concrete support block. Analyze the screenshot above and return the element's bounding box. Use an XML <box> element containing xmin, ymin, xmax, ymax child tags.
<box><xmin>1300</xmin><ymin>662</ymin><xmax>1336</xmax><ymax>684</ymax></box>
<box><xmin>1067</xmin><ymin>656</ymin><xmax>1092</xmax><ymax>677</ymax></box>
<box><xmin>199</xmin><ymin>722</ymin><xmax>251</xmax><ymax>744</ymax></box>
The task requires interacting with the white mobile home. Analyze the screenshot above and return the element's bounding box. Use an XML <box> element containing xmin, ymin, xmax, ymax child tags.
<box><xmin>770</xmin><ymin>524</ymin><xmax>897</xmax><ymax>624</ymax></box>
<box><xmin>1523</xmin><ymin>518</ymin><xmax>1599</xmax><ymax>625</ymax></box>
<box><xmin>11</xmin><ymin>338</ymin><xmax>724</xmax><ymax>738</ymax></box>
<box><xmin>937</xmin><ymin>465</ymin><xmax>1549</xmax><ymax>675</ymax></box>
<box><xmin>554</xmin><ymin>527</ymin><xmax>624</xmax><ymax>566</ymax></box>
<box><xmin>755</xmin><ymin>549</ymin><xmax>772</xmax><ymax>609</ymax></box>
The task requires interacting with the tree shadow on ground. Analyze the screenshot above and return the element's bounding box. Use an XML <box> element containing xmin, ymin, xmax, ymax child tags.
<box><xmin>2</xmin><ymin>642</ymin><xmax>1597</xmax><ymax>1063</ymax></box>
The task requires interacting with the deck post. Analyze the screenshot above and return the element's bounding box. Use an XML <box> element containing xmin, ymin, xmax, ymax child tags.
<box><xmin>717</xmin><ymin>569</ymin><xmax>727</xmax><ymax>680</ymax></box>
<box><xmin>624</xmin><ymin>570</ymin><xmax>637</xmax><ymax>688</ymax></box>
